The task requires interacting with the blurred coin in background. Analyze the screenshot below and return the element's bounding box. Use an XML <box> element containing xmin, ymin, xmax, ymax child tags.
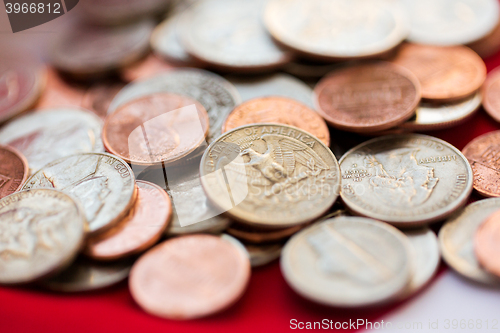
<box><xmin>120</xmin><ymin>54</ymin><xmax>173</xmax><ymax>82</ymax></box>
<box><xmin>246</xmin><ymin>243</ymin><xmax>283</xmax><ymax>267</ymax></box>
<box><xmin>0</xmin><ymin>145</ymin><xmax>28</xmax><ymax>200</ymax></box>
<box><xmin>481</xmin><ymin>67</ymin><xmax>500</xmax><ymax>123</ymax></box>
<box><xmin>226</xmin><ymin>222</ymin><xmax>308</xmax><ymax>244</ymax></box>
<box><xmin>82</xmin><ymin>81</ymin><xmax>126</xmax><ymax>119</ymax></box>
<box><xmin>468</xmin><ymin>13</ymin><xmax>500</xmax><ymax>58</ymax></box>
<box><xmin>36</xmin><ymin>68</ymin><xmax>85</xmax><ymax>109</ymax></box>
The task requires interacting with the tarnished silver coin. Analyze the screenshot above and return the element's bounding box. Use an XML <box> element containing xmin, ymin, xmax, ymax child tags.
<box><xmin>0</xmin><ymin>189</ymin><xmax>86</xmax><ymax>284</ymax></box>
<box><xmin>439</xmin><ymin>198</ymin><xmax>500</xmax><ymax>285</ymax></box>
<box><xmin>340</xmin><ymin>134</ymin><xmax>473</xmax><ymax>226</ymax></box>
<box><xmin>108</xmin><ymin>68</ymin><xmax>241</xmax><ymax>143</ymax></box>
<box><xmin>180</xmin><ymin>0</ymin><xmax>292</xmax><ymax>72</ymax></box>
<box><xmin>200</xmin><ymin>124</ymin><xmax>340</xmax><ymax>228</ymax></box>
<box><xmin>0</xmin><ymin>108</ymin><xmax>104</xmax><ymax>174</ymax></box>
<box><xmin>401</xmin><ymin>0</ymin><xmax>500</xmax><ymax>45</ymax></box>
<box><xmin>281</xmin><ymin>217</ymin><xmax>412</xmax><ymax>307</ymax></box>
<box><xmin>22</xmin><ymin>153</ymin><xmax>136</xmax><ymax>235</ymax></box>
<box><xmin>246</xmin><ymin>243</ymin><xmax>283</xmax><ymax>267</ymax></box>
<box><xmin>264</xmin><ymin>0</ymin><xmax>409</xmax><ymax>61</ymax></box>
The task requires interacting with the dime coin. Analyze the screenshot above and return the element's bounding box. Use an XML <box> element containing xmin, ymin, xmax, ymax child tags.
<box><xmin>314</xmin><ymin>62</ymin><xmax>421</xmax><ymax>132</ymax></box>
<box><xmin>281</xmin><ymin>217</ymin><xmax>412</xmax><ymax>307</ymax></box>
<box><xmin>81</xmin><ymin>81</ymin><xmax>126</xmax><ymax>119</ymax></box>
<box><xmin>51</xmin><ymin>20</ymin><xmax>154</xmax><ymax>78</ymax></box>
<box><xmin>439</xmin><ymin>198</ymin><xmax>500</xmax><ymax>285</ymax></box>
<box><xmin>246</xmin><ymin>243</ymin><xmax>283</xmax><ymax>267</ymax></box>
<box><xmin>180</xmin><ymin>0</ymin><xmax>292</xmax><ymax>72</ymax></box>
<box><xmin>463</xmin><ymin>131</ymin><xmax>500</xmax><ymax>197</ymax></box>
<box><xmin>401</xmin><ymin>0</ymin><xmax>500</xmax><ymax>45</ymax></box>
<box><xmin>340</xmin><ymin>134</ymin><xmax>473</xmax><ymax>226</ymax></box>
<box><xmin>0</xmin><ymin>145</ymin><xmax>29</xmax><ymax>200</ymax></box>
<box><xmin>264</xmin><ymin>0</ymin><xmax>409</xmax><ymax>61</ymax></box>
<box><xmin>22</xmin><ymin>153</ymin><xmax>136</xmax><ymax>235</ymax></box>
<box><xmin>108</xmin><ymin>68</ymin><xmax>241</xmax><ymax>143</ymax></box>
<box><xmin>129</xmin><ymin>234</ymin><xmax>251</xmax><ymax>319</ymax></box>
<box><xmin>226</xmin><ymin>223</ymin><xmax>307</xmax><ymax>244</ymax></box>
<box><xmin>103</xmin><ymin>93</ymin><xmax>209</xmax><ymax>166</ymax></box>
<box><xmin>36</xmin><ymin>68</ymin><xmax>85</xmax><ymax>109</ymax></box>
<box><xmin>0</xmin><ymin>108</ymin><xmax>104</xmax><ymax>174</ymax></box>
<box><xmin>84</xmin><ymin>181</ymin><xmax>172</xmax><ymax>260</ymax></box>
<box><xmin>222</xmin><ymin>97</ymin><xmax>330</xmax><ymax>146</ymax></box>
<box><xmin>200</xmin><ymin>124</ymin><xmax>341</xmax><ymax>228</ymax></box>
<box><xmin>80</xmin><ymin>0</ymin><xmax>170</xmax><ymax>25</ymax></box>
<box><xmin>392</xmin><ymin>44</ymin><xmax>487</xmax><ymax>102</ymax></box>
<box><xmin>475</xmin><ymin>209</ymin><xmax>500</xmax><ymax>277</ymax></box>
<box><xmin>120</xmin><ymin>54</ymin><xmax>173</xmax><ymax>82</ymax></box>
<box><xmin>482</xmin><ymin>67</ymin><xmax>500</xmax><ymax>123</ymax></box>
<box><xmin>0</xmin><ymin>189</ymin><xmax>86</xmax><ymax>284</ymax></box>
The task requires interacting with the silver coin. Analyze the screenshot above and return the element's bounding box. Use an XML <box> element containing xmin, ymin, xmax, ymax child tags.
<box><xmin>22</xmin><ymin>153</ymin><xmax>136</xmax><ymax>235</ymax></box>
<box><xmin>439</xmin><ymin>198</ymin><xmax>500</xmax><ymax>285</ymax></box>
<box><xmin>402</xmin><ymin>0</ymin><xmax>500</xmax><ymax>45</ymax></box>
<box><xmin>340</xmin><ymin>134</ymin><xmax>473</xmax><ymax>226</ymax></box>
<box><xmin>108</xmin><ymin>68</ymin><xmax>241</xmax><ymax>143</ymax></box>
<box><xmin>246</xmin><ymin>243</ymin><xmax>282</xmax><ymax>267</ymax></box>
<box><xmin>0</xmin><ymin>189</ymin><xmax>86</xmax><ymax>284</ymax></box>
<box><xmin>0</xmin><ymin>108</ymin><xmax>104</xmax><ymax>174</ymax></box>
<box><xmin>281</xmin><ymin>216</ymin><xmax>412</xmax><ymax>307</ymax></box>
<box><xmin>180</xmin><ymin>0</ymin><xmax>291</xmax><ymax>72</ymax></box>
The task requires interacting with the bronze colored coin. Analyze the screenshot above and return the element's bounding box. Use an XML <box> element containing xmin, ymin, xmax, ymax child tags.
<box><xmin>82</xmin><ymin>82</ymin><xmax>125</xmax><ymax>119</ymax></box>
<box><xmin>227</xmin><ymin>223</ymin><xmax>308</xmax><ymax>244</ymax></box>
<box><xmin>0</xmin><ymin>145</ymin><xmax>28</xmax><ymax>200</ymax></box>
<box><xmin>482</xmin><ymin>67</ymin><xmax>500</xmax><ymax>123</ymax></box>
<box><xmin>36</xmin><ymin>69</ymin><xmax>84</xmax><ymax>109</ymax></box>
<box><xmin>120</xmin><ymin>54</ymin><xmax>173</xmax><ymax>82</ymax></box>
<box><xmin>392</xmin><ymin>44</ymin><xmax>486</xmax><ymax>102</ymax></box>
<box><xmin>468</xmin><ymin>12</ymin><xmax>500</xmax><ymax>59</ymax></box>
<box><xmin>314</xmin><ymin>62</ymin><xmax>421</xmax><ymax>133</ymax></box>
<box><xmin>102</xmin><ymin>93</ymin><xmax>209</xmax><ymax>166</ymax></box>
<box><xmin>474</xmin><ymin>209</ymin><xmax>500</xmax><ymax>277</ymax></box>
<box><xmin>463</xmin><ymin>131</ymin><xmax>500</xmax><ymax>197</ymax></box>
<box><xmin>222</xmin><ymin>97</ymin><xmax>330</xmax><ymax>146</ymax></box>
<box><xmin>84</xmin><ymin>180</ymin><xmax>172</xmax><ymax>260</ymax></box>
<box><xmin>129</xmin><ymin>234</ymin><xmax>251</xmax><ymax>320</ymax></box>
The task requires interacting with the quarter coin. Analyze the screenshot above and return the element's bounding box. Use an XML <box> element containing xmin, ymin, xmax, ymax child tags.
<box><xmin>482</xmin><ymin>67</ymin><xmax>500</xmax><ymax>123</ymax></box>
<box><xmin>475</xmin><ymin>209</ymin><xmax>500</xmax><ymax>278</ymax></box>
<box><xmin>0</xmin><ymin>145</ymin><xmax>29</xmax><ymax>200</ymax></box>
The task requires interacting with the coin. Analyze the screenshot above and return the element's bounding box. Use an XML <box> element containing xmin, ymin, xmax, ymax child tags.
<box><xmin>264</xmin><ymin>0</ymin><xmax>409</xmax><ymax>61</ymax></box>
<box><xmin>51</xmin><ymin>20</ymin><xmax>154</xmax><ymax>78</ymax></box>
<box><xmin>108</xmin><ymin>68</ymin><xmax>241</xmax><ymax>143</ymax></box>
<box><xmin>314</xmin><ymin>62</ymin><xmax>421</xmax><ymax>133</ymax></box>
<box><xmin>84</xmin><ymin>181</ymin><xmax>172</xmax><ymax>260</ymax></box>
<box><xmin>392</xmin><ymin>44</ymin><xmax>486</xmax><ymax>102</ymax></box>
<box><xmin>222</xmin><ymin>97</ymin><xmax>330</xmax><ymax>146</ymax></box>
<box><xmin>200</xmin><ymin>124</ymin><xmax>340</xmax><ymax>228</ymax></box>
<box><xmin>81</xmin><ymin>81</ymin><xmax>126</xmax><ymax>119</ymax></box>
<box><xmin>120</xmin><ymin>54</ymin><xmax>173</xmax><ymax>82</ymax></box>
<box><xmin>246</xmin><ymin>243</ymin><xmax>282</xmax><ymax>267</ymax></box>
<box><xmin>0</xmin><ymin>108</ymin><xmax>104</xmax><ymax>174</ymax></box>
<box><xmin>227</xmin><ymin>223</ymin><xmax>307</xmax><ymax>244</ymax></box>
<box><xmin>0</xmin><ymin>189</ymin><xmax>86</xmax><ymax>284</ymax></box>
<box><xmin>439</xmin><ymin>198</ymin><xmax>500</xmax><ymax>285</ymax></box>
<box><xmin>340</xmin><ymin>134</ymin><xmax>473</xmax><ymax>226</ymax></box>
<box><xmin>0</xmin><ymin>145</ymin><xmax>28</xmax><ymax>200</ymax></box>
<box><xmin>462</xmin><ymin>131</ymin><xmax>500</xmax><ymax>197</ymax></box>
<box><xmin>180</xmin><ymin>0</ymin><xmax>292</xmax><ymax>73</ymax></box>
<box><xmin>129</xmin><ymin>234</ymin><xmax>251</xmax><ymax>319</ymax></box>
<box><xmin>468</xmin><ymin>15</ymin><xmax>500</xmax><ymax>58</ymax></box>
<box><xmin>22</xmin><ymin>153</ymin><xmax>136</xmax><ymax>235</ymax></box>
<box><xmin>474</xmin><ymin>209</ymin><xmax>500</xmax><ymax>278</ymax></box>
<box><xmin>80</xmin><ymin>0</ymin><xmax>170</xmax><ymax>25</ymax></box>
<box><xmin>401</xmin><ymin>0</ymin><xmax>500</xmax><ymax>45</ymax></box>
<box><xmin>103</xmin><ymin>93</ymin><xmax>209</xmax><ymax>166</ymax></box>
<box><xmin>36</xmin><ymin>68</ymin><xmax>85</xmax><ymax>109</ymax></box>
<box><xmin>482</xmin><ymin>67</ymin><xmax>500</xmax><ymax>123</ymax></box>
<box><xmin>283</xmin><ymin>60</ymin><xmax>345</xmax><ymax>80</ymax></box>
<box><xmin>281</xmin><ymin>217</ymin><xmax>412</xmax><ymax>307</ymax></box>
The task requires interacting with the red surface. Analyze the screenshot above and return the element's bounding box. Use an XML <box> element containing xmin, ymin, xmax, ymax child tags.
<box><xmin>2</xmin><ymin>41</ymin><xmax>500</xmax><ymax>333</ymax></box>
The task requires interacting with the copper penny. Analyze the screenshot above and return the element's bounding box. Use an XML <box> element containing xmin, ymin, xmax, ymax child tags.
<box><xmin>102</xmin><ymin>92</ymin><xmax>209</xmax><ymax>166</ymax></box>
<box><xmin>129</xmin><ymin>234</ymin><xmax>251</xmax><ymax>320</ymax></box>
<box><xmin>463</xmin><ymin>131</ymin><xmax>500</xmax><ymax>197</ymax></box>
<box><xmin>314</xmin><ymin>62</ymin><xmax>421</xmax><ymax>133</ymax></box>
<box><xmin>0</xmin><ymin>145</ymin><xmax>29</xmax><ymax>199</ymax></box>
<box><xmin>222</xmin><ymin>97</ymin><xmax>330</xmax><ymax>146</ymax></box>
<box><xmin>482</xmin><ymin>67</ymin><xmax>500</xmax><ymax>123</ymax></box>
<box><xmin>84</xmin><ymin>180</ymin><xmax>172</xmax><ymax>260</ymax></box>
<box><xmin>227</xmin><ymin>222</ymin><xmax>309</xmax><ymax>244</ymax></box>
<box><xmin>36</xmin><ymin>69</ymin><xmax>84</xmax><ymax>109</ymax></box>
<box><xmin>82</xmin><ymin>82</ymin><xmax>125</xmax><ymax>119</ymax></box>
<box><xmin>474</xmin><ymin>209</ymin><xmax>500</xmax><ymax>277</ymax></box>
<box><xmin>120</xmin><ymin>54</ymin><xmax>173</xmax><ymax>82</ymax></box>
<box><xmin>392</xmin><ymin>44</ymin><xmax>486</xmax><ymax>102</ymax></box>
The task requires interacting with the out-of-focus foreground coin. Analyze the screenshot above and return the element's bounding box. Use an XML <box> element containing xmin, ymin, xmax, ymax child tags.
<box><xmin>0</xmin><ymin>189</ymin><xmax>86</xmax><ymax>284</ymax></box>
<box><xmin>103</xmin><ymin>93</ymin><xmax>209</xmax><ymax>166</ymax></box>
<box><xmin>314</xmin><ymin>62</ymin><xmax>421</xmax><ymax>132</ymax></box>
<box><xmin>108</xmin><ymin>69</ymin><xmax>241</xmax><ymax>143</ymax></box>
<box><xmin>462</xmin><ymin>131</ymin><xmax>500</xmax><ymax>197</ymax></box>
<box><xmin>340</xmin><ymin>134</ymin><xmax>473</xmax><ymax>226</ymax></box>
<box><xmin>0</xmin><ymin>108</ymin><xmax>104</xmax><ymax>174</ymax></box>
<box><xmin>22</xmin><ymin>153</ymin><xmax>136</xmax><ymax>235</ymax></box>
<box><xmin>439</xmin><ymin>198</ymin><xmax>500</xmax><ymax>285</ymax></box>
<box><xmin>180</xmin><ymin>0</ymin><xmax>291</xmax><ymax>72</ymax></box>
<box><xmin>129</xmin><ymin>234</ymin><xmax>251</xmax><ymax>320</ymax></box>
<box><xmin>222</xmin><ymin>97</ymin><xmax>330</xmax><ymax>146</ymax></box>
<box><xmin>265</xmin><ymin>0</ymin><xmax>408</xmax><ymax>61</ymax></box>
<box><xmin>401</xmin><ymin>0</ymin><xmax>500</xmax><ymax>46</ymax></box>
<box><xmin>392</xmin><ymin>44</ymin><xmax>486</xmax><ymax>102</ymax></box>
<box><xmin>200</xmin><ymin>124</ymin><xmax>340</xmax><ymax>228</ymax></box>
<box><xmin>281</xmin><ymin>217</ymin><xmax>412</xmax><ymax>307</ymax></box>
<box><xmin>0</xmin><ymin>145</ymin><xmax>29</xmax><ymax>200</ymax></box>
<box><xmin>80</xmin><ymin>0</ymin><xmax>170</xmax><ymax>25</ymax></box>
<box><xmin>84</xmin><ymin>180</ymin><xmax>172</xmax><ymax>260</ymax></box>
<box><xmin>482</xmin><ymin>67</ymin><xmax>500</xmax><ymax>123</ymax></box>
<box><xmin>475</xmin><ymin>209</ymin><xmax>500</xmax><ymax>278</ymax></box>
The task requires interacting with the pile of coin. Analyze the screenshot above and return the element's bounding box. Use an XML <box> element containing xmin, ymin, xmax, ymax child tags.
<box><xmin>2</xmin><ymin>0</ymin><xmax>500</xmax><ymax>321</ymax></box>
